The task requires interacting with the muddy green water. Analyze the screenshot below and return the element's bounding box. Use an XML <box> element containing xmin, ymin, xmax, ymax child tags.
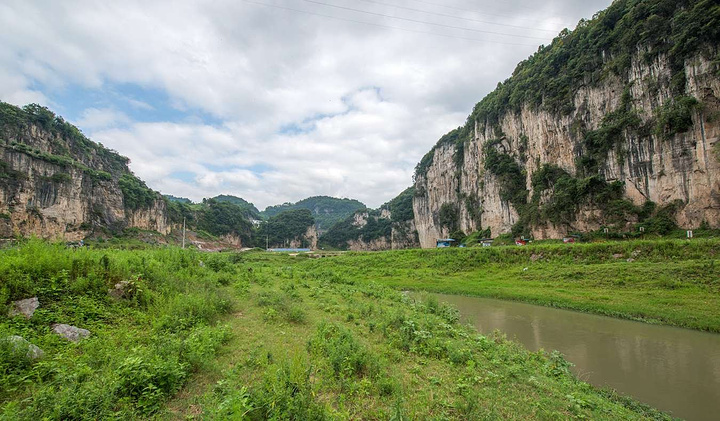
<box><xmin>432</xmin><ymin>293</ymin><xmax>720</xmax><ymax>421</ymax></box>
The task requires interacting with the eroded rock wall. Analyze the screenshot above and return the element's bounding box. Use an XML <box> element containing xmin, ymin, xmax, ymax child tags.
<box><xmin>0</xmin><ymin>123</ymin><xmax>168</xmax><ymax>240</ymax></box>
<box><xmin>413</xmin><ymin>51</ymin><xmax>720</xmax><ymax>248</ymax></box>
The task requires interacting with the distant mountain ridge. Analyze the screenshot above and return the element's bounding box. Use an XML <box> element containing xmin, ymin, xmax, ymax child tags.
<box><xmin>262</xmin><ymin>196</ymin><xmax>366</xmax><ymax>232</ymax></box>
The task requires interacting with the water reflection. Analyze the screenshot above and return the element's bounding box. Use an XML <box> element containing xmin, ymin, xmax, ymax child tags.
<box><xmin>433</xmin><ymin>293</ymin><xmax>720</xmax><ymax>421</ymax></box>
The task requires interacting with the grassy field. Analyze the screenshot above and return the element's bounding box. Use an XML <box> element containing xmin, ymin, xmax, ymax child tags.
<box><xmin>304</xmin><ymin>239</ymin><xmax>720</xmax><ymax>332</ymax></box>
<box><xmin>0</xmin><ymin>241</ymin><xmax>684</xmax><ymax>419</ymax></box>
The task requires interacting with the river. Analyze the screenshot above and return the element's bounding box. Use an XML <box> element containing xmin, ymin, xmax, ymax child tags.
<box><xmin>431</xmin><ymin>293</ymin><xmax>720</xmax><ymax>421</ymax></box>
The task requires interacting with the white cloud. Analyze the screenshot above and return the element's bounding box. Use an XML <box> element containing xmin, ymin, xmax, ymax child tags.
<box><xmin>0</xmin><ymin>0</ymin><xmax>613</xmax><ymax>209</ymax></box>
<box><xmin>75</xmin><ymin>107</ymin><xmax>130</xmax><ymax>131</ymax></box>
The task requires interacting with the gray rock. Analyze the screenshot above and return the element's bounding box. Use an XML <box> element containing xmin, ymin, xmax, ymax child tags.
<box><xmin>52</xmin><ymin>324</ymin><xmax>91</xmax><ymax>342</ymax></box>
<box><xmin>8</xmin><ymin>297</ymin><xmax>39</xmax><ymax>319</ymax></box>
<box><xmin>612</xmin><ymin>253</ymin><xmax>624</xmax><ymax>259</ymax></box>
<box><xmin>2</xmin><ymin>335</ymin><xmax>44</xmax><ymax>360</ymax></box>
<box><xmin>108</xmin><ymin>281</ymin><xmax>132</xmax><ymax>300</ymax></box>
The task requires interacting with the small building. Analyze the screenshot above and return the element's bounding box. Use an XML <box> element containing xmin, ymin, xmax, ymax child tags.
<box><xmin>436</xmin><ymin>239</ymin><xmax>456</xmax><ymax>248</ymax></box>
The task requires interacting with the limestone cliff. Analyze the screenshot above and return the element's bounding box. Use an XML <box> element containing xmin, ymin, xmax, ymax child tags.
<box><xmin>320</xmin><ymin>188</ymin><xmax>420</xmax><ymax>251</ymax></box>
<box><xmin>288</xmin><ymin>225</ymin><xmax>318</xmax><ymax>250</ymax></box>
<box><xmin>412</xmin><ymin>0</ymin><xmax>720</xmax><ymax>248</ymax></box>
<box><xmin>0</xmin><ymin>103</ymin><xmax>168</xmax><ymax>240</ymax></box>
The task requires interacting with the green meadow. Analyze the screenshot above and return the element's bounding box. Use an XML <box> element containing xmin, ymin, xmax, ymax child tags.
<box><xmin>3</xmin><ymin>239</ymin><xmax>716</xmax><ymax>419</ymax></box>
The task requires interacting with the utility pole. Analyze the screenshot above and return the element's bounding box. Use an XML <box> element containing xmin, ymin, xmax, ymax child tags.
<box><xmin>182</xmin><ymin>217</ymin><xmax>186</xmax><ymax>249</ymax></box>
<box><xmin>266</xmin><ymin>235</ymin><xmax>269</xmax><ymax>251</ymax></box>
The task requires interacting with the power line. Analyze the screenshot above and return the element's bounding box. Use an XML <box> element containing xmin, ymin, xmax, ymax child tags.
<box><xmin>411</xmin><ymin>0</ymin><xmax>575</xmax><ymax>25</ymax></box>
<box><xmin>298</xmin><ymin>0</ymin><xmax>549</xmax><ymax>41</ymax></box>
<box><xmin>356</xmin><ymin>0</ymin><xmax>559</xmax><ymax>34</ymax></box>
<box><xmin>239</xmin><ymin>0</ymin><xmax>539</xmax><ymax>47</ymax></box>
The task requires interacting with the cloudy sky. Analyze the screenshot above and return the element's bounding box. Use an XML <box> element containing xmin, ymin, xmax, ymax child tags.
<box><xmin>1</xmin><ymin>0</ymin><xmax>611</xmax><ymax>209</ymax></box>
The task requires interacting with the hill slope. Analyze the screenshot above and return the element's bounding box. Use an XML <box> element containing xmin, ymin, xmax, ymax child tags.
<box><xmin>262</xmin><ymin>196</ymin><xmax>365</xmax><ymax>232</ymax></box>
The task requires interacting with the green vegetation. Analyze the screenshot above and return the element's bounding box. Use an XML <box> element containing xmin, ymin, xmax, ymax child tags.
<box><xmin>527</xmin><ymin>165</ymin><xmax>628</xmax><ymax>227</ymax></box>
<box><xmin>0</xmin><ymin>161</ymin><xmax>23</xmax><ymax>183</ymax></box>
<box><xmin>165</xmin><ymin>198</ymin><xmax>315</xmax><ymax>248</ymax></box>
<box><xmin>415</xmin><ymin>0</ymin><xmax>720</xmax><ymax>182</ymax></box>
<box><xmin>49</xmin><ymin>173</ymin><xmax>72</xmax><ymax>184</ymax></box>
<box><xmin>469</xmin><ymin>0</ymin><xmax>718</xmax><ymax>129</ymax></box>
<box><xmin>119</xmin><ymin>174</ymin><xmax>158</xmax><ymax>211</ymax></box>
<box><xmin>196</xmin><ymin>199</ymin><xmax>255</xmax><ymax>244</ymax></box>
<box><xmin>0</xmin><ymin>102</ymin><xmax>129</xmax><ymax>173</ymax></box>
<box><xmin>382</xmin><ymin>187</ymin><xmax>415</xmax><ymax>223</ymax></box>
<box><xmin>411</xmin><ymin>0</ymin><xmax>718</xmax><ymax>237</ymax></box>
<box><xmin>483</xmin><ymin>138</ymin><xmax>528</xmax><ymax>209</ymax></box>
<box><xmin>578</xmin><ymin>89</ymin><xmax>645</xmax><ymax>174</ymax></box>
<box><xmin>318</xmin><ymin>188</ymin><xmax>418</xmax><ymax>250</ymax></box>
<box><xmin>258</xmin><ymin>209</ymin><xmax>315</xmax><ymax>248</ymax></box>
<box><xmin>319</xmin><ymin>210</ymin><xmax>391</xmax><ymax>250</ymax></box>
<box><xmin>298</xmin><ymin>239</ymin><xmax>720</xmax><ymax>332</ymax></box>
<box><xmin>263</xmin><ymin>196</ymin><xmax>366</xmax><ymax>232</ymax></box>
<box><xmin>164</xmin><ymin>195</ymin><xmax>192</xmax><ymax>204</ymax></box>
<box><xmin>5</xmin><ymin>238</ymin><xmax>717</xmax><ymax>418</ymax></box>
<box><xmin>168</xmin><ymin>249</ymin><xmax>672</xmax><ymax>420</ymax></box>
<box><xmin>654</xmin><ymin>96</ymin><xmax>701</xmax><ymax>138</ymax></box>
<box><xmin>0</xmin><ymin>240</ymin><xmax>233</xmax><ymax>418</ymax></box>
<box><xmin>414</xmin><ymin>126</ymin><xmax>472</xmax><ymax>180</ymax></box>
<box><xmin>212</xmin><ymin>195</ymin><xmax>261</xmax><ymax>219</ymax></box>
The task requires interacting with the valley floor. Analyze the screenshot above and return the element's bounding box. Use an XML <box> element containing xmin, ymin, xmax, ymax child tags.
<box><xmin>3</xmin><ymin>239</ymin><xmax>717</xmax><ymax>419</ymax></box>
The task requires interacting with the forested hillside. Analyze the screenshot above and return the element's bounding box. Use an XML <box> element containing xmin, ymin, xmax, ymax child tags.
<box><xmin>263</xmin><ymin>196</ymin><xmax>365</xmax><ymax>232</ymax></box>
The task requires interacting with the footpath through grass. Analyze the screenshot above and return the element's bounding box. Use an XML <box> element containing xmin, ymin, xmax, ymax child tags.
<box><xmin>304</xmin><ymin>239</ymin><xmax>720</xmax><ymax>332</ymax></box>
<box><xmin>0</xmin><ymin>240</ymin><xmax>681</xmax><ymax>419</ymax></box>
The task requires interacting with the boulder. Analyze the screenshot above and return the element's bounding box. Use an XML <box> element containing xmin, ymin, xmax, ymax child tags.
<box><xmin>108</xmin><ymin>281</ymin><xmax>132</xmax><ymax>300</ymax></box>
<box><xmin>2</xmin><ymin>335</ymin><xmax>44</xmax><ymax>360</ymax></box>
<box><xmin>52</xmin><ymin>324</ymin><xmax>91</xmax><ymax>342</ymax></box>
<box><xmin>8</xmin><ymin>297</ymin><xmax>39</xmax><ymax>319</ymax></box>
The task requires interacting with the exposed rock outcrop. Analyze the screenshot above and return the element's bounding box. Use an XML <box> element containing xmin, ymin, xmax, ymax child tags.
<box><xmin>8</xmin><ymin>297</ymin><xmax>39</xmax><ymax>319</ymax></box>
<box><xmin>2</xmin><ymin>335</ymin><xmax>44</xmax><ymax>360</ymax></box>
<box><xmin>0</xmin><ymin>105</ymin><xmax>169</xmax><ymax>240</ymax></box>
<box><xmin>411</xmin><ymin>3</ymin><xmax>720</xmax><ymax>248</ymax></box>
<box><xmin>52</xmin><ymin>324</ymin><xmax>91</xmax><ymax>342</ymax></box>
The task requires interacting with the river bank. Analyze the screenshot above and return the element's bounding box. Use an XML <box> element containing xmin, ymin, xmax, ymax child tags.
<box><xmin>303</xmin><ymin>239</ymin><xmax>720</xmax><ymax>332</ymax></box>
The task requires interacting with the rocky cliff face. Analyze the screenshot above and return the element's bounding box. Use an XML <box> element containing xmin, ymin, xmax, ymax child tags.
<box><xmin>321</xmin><ymin>208</ymin><xmax>419</xmax><ymax>251</ymax></box>
<box><xmin>412</xmin><ymin>1</ymin><xmax>720</xmax><ymax>248</ymax></box>
<box><xmin>287</xmin><ymin>225</ymin><xmax>318</xmax><ymax>250</ymax></box>
<box><xmin>0</xmin><ymin>107</ymin><xmax>168</xmax><ymax>240</ymax></box>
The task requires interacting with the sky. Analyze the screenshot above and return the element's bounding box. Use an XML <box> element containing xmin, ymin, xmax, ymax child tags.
<box><xmin>0</xmin><ymin>0</ymin><xmax>611</xmax><ymax>209</ymax></box>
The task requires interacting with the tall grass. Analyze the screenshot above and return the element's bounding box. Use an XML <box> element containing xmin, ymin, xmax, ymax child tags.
<box><xmin>0</xmin><ymin>240</ymin><xmax>235</xmax><ymax>419</ymax></box>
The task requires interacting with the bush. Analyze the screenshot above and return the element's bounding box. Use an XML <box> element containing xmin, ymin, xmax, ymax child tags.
<box><xmin>309</xmin><ymin>322</ymin><xmax>377</xmax><ymax>380</ymax></box>
<box><xmin>248</xmin><ymin>358</ymin><xmax>328</xmax><ymax>420</ymax></box>
<box><xmin>655</xmin><ymin>96</ymin><xmax>700</xmax><ymax>138</ymax></box>
<box><xmin>116</xmin><ymin>353</ymin><xmax>188</xmax><ymax>413</ymax></box>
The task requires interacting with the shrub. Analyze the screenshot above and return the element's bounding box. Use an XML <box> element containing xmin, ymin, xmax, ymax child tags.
<box><xmin>309</xmin><ymin>322</ymin><xmax>377</xmax><ymax>380</ymax></box>
<box><xmin>116</xmin><ymin>353</ymin><xmax>188</xmax><ymax>413</ymax></box>
<box><xmin>248</xmin><ymin>358</ymin><xmax>328</xmax><ymax>420</ymax></box>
